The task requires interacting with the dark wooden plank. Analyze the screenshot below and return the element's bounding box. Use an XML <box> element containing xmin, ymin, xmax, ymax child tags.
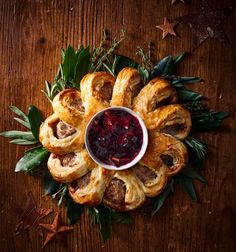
<box><xmin>0</xmin><ymin>0</ymin><xmax>235</xmax><ymax>251</ymax></box>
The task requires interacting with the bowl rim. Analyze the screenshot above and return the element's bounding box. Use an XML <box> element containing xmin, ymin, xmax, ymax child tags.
<box><xmin>84</xmin><ymin>106</ymin><xmax>148</xmax><ymax>171</ymax></box>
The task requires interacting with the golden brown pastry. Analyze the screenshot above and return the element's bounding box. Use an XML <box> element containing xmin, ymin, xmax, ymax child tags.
<box><xmin>133</xmin><ymin>77</ymin><xmax>177</xmax><ymax>115</ymax></box>
<box><xmin>39</xmin><ymin>114</ymin><xmax>85</xmax><ymax>154</ymax></box>
<box><xmin>142</xmin><ymin>132</ymin><xmax>188</xmax><ymax>176</ymax></box>
<box><xmin>111</xmin><ymin>67</ymin><xmax>142</xmax><ymax>108</ymax></box>
<box><xmin>133</xmin><ymin>77</ymin><xmax>191</xmax><ymax>139</ymax></box>
<box><xmin>133</xmin><ymin>132</ymin><xmax>187</xmax><ymax>197</ymax></box>
<box><xmin>138</xmin><ymin>104</ymin><xmax>191</xmax><ymax>139</ymax></box>
<box><xmin>103</xmin><ymin>170</ymin><xmax>145</xmax><ymax>211</ymax></box>
<box><xmin>47</xmin><ymin>149</ymin><xmax>95</xmax><ymax>183</ymax></box>
<box><xmin>132</xmin><ymin>163</ymin><xmax>167</xmax><ymax>198</ymax></box>
<box><xmin>80</xmin><ymin>72</ymin><xmax>115</xmax><ymax>118</ymax></box>
<box><xmin>68</xmin><ymin>167</ymin><xmax>112</xmax><ymax>207</ymax></box>
<box><xmin>52</xmin><ymin>89</ymin><xmax>84</xmax><ymax>127</ymax></box>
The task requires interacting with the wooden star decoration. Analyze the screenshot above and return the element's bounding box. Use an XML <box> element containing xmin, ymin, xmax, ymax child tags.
<box><xmin>13</xmin><ymin>191</ymin><xmax>52</xmax><ymax>236</ymax></box>
<box><xmin>40</xmin><ymin>212</ymin><xmax>74</xmax><ymax>247</ymax></box>
<box><xmin>171</xmin><ymin>0</ymin><xmax>185</xmax><ymax>5</ymax></box>
<box><xmin>156</xmin><ymin>17</ymin><xmax>178</xmax><ymax>39</ymax></box>
<box><xmin>176</xmin><ymin>0</ymin><xmax>232</xmax><ymax>49</ymax></box>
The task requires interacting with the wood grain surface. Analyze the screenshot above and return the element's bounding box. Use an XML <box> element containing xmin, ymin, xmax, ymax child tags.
<box><xmin>0</xmin><ymin>0</ymin><xmax>236</xmax><ymax>251</ymax></box>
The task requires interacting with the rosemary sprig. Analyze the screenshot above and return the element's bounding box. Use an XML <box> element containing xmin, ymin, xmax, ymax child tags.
<box><xmin>51</xmin><ymin>184</ymin><xmax>67</xmax><ymax>206</ymax></box>
<box><xmin>184</xmin><ymin>137</ymin><xmax>207</xmax><ymax>160</ymax></box>
<box><xmin>41</xmin><ymin>80</ymin><xmax>65</xmax><ymax>103</ymax></box>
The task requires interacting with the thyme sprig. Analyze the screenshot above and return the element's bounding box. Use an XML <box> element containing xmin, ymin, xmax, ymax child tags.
<box><xmin>90</xmin><ymin>29</ymin><xmax>126</xmax><ymax>72</ymax></box>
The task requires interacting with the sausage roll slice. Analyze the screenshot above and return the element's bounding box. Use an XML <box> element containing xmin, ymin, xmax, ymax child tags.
<box><xmin>80</xmin><ymin>72</ymin><xmax>115</xmax><ymax>118</ymax></box>
<box><xmin>111</xmin><ymin>67</ymin><xmax>142</xmax><ymax>108</ymax></box>
<box><xmin>52</xmin><ymin>89</ymin><xmax>85</xmax><ymax>127</ymax></box>
<box><xmin>133</xmin><ymin>77</ymin><xmax>177</xmax><ymax>116</ymax></box>
<box><xmin>142</xmin><ymin>132</ymin><xmax>188</xmax><ymax>177</ymax></box>
<box><xmin>132</xmin><ymin>163</ymin><xmax>167</xmax><ymax>198</ymax></box>
<box><xmin>47</xmin><ymin>149</ymin><xmax>95</xmax><ymax>183</ymax></box>
<box><xmin>68</xmin><ymin>167</ymin><xmax>111</xmax><ymax>207</ymax></box>
<box><xmin>39</xmin><ymin>114</ymin><xmax>85</xmax><ymax>154</ymax></box>
<box><xmin>143</xmin><ymin>104</ymin><xmax>191</xmax><ymax>139</ymax></box>
<box><xmin>103</xmin><ymin>170</ymin><xmax>145</xmax><ymax>211</ymax></box>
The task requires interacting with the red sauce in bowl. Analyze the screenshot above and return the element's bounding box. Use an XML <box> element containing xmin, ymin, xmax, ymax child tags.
<box><xmin>87</xmin><ymin>108</ymin><xmax>143</xmax><ymax>167</ymax></box>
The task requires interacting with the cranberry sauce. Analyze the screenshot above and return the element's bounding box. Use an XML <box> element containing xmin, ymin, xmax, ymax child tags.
<box><xmin>88</xmin><ymin>108</ymin><xmax>143</xmax><ymax>167</ymax></box>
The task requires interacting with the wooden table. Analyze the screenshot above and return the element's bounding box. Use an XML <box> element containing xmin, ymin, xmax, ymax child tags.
<box><xmin>0</xmin><ymin>0</ymin><xmax>235</xmax><ymax>251</ymax></box>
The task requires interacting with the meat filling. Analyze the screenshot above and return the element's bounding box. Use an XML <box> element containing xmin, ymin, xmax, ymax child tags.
<box><xmin>104</xmin><ymin>178</ymin><xmax>126</xmax><ymax>204</ymax></box>
<box><xmin>148</xmin><ymin>96</ymin><xmax>172</xmax><ymax>112</ymax></box>
<box><xmin>160</xmin><ymin>154</ymin><xmax>174</xmax><ymax>167</ymax></box>
<box><xmin>55</xmin><ymin>121</ymin><xmax>76</xmax><ymax>139</ymax></box>
<box><xmin>70</xmin><ymin>172</ymin><xmax>91</xmax><ymax>191</ymax></box>
<box><xmin>56</xmin><ymin>153</ymin><xmax>76</xmax><ymax>167</ymax></box>
<box><xmin>159</xmin><ymin>123</ymin><xmax>185</xmax><ymax>136</ymax></box>
<box><xmin>99</xmin><ymin>82</ymin><xmax>113</xmax><ymax>101</ymax></box>
<box><xmin>69</xmin><ymin>98</ymin><xmax>85</xmax><ymax>112</ymax></box>
<box><xmin>134</xmin><ymin>165</ymin><xmax>157</xmax><ymax>185</ymax></box>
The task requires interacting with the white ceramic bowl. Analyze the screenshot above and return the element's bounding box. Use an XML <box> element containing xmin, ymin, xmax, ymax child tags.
<box><xmin>84</xmin><ymin>106</ymin><xmax>148</xmax><ymax>171</ymax></box>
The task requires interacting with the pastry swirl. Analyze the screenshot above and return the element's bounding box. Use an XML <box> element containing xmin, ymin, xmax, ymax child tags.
<box><xmin>133</xmin><ymin>77</ymin><xmax>177</xmax><ymax>114</ymax></box>
<box><xmin>47</xmin><ymin>149</ymin><xmax>95</xmax><ymax>183</ymax></box>
<box><xmin>133</xmin><ymin>132</ymin><xmax>187</xmax><ymax>196</ymax></box>
<box><xmin>138</xmin><ymin>104</ymin><xmax>191</xmax><ymax>139</ymax></box>
<box><xmin>68</xmin><ymin>167</ymin><xmax>111</xmax><ymax>206</ymax></box>
<box><xmin>39</xmin><ymin>114</ymin><xmax>85</xmax><ymax>154</ymax></box>
<box><xmin>52</xmin><ymin>89</ymin><xmax>84</xmax><ymax>127</ymax></box>
<box><xmin>103</xmin><ymin>170</ymin><xmax>145</xmax><ymax>211</ymax></box>
<box><xmin>80</xmin><ymin>72</ymin><xmax>115</xmax><ymax>118</ymax></box>
<box><xmin>111</xmin><ymin>67</ymin><xmax>142</xmax><ymax>108</ymax></box>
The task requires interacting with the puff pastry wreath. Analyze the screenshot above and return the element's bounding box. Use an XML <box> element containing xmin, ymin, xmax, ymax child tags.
<box><xmin>39</xmin><ymin>67</ymin><xmax>191</xmax><ymax>211</ymax></box>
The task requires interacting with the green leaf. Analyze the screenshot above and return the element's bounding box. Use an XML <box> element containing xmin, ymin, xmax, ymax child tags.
<box><xmin>177</xmin><ymin>176</ymin><xmax>197</xmax><ymax>202</ymax></box>
<box><xmin>65</xmin><ymin>194</ymin><xmax>84</xmax><ymax>225</ymax></box>
<box><xmin>10</xmin><ymin>139</ymin><xmax>38</xmax><ymax>145</ymax></box>
<box><xmin>110</xmin><ymin>210</ymin><xmax>133</xmax><ymax>224</ymax></box>
<box><xmin>97</xmin><ymin>205</ymin><xmax>112</xmax><ymax>243</ymax></box>
<box><xmin>62</xmin><ymin>45</ymin><xmax>77</xmax><ymax>82</ymax></box>
<box><xmin>28</xmin><ymin>105</ymin><xmax>42</xmax><ymax>140</ymax></box>
<box><xmin>150</xmin><ymin>56</ymin><xmax>175</xmax><ymax>78</ymax></box>
<box><xmin>152</xmin><ymin>181</ymin><xmax>172</xmax><ymax>216</ymax></box>
<box><xmin>114</xmin><ymin>55</ymin><xmax>138</xmax><ymax>75</ymax></box>
<box><xmin>15</xmin><ymin>146</ymin><xmax>49</xmax><ymax>173</ymax></box>
<box><xmin>177</xmin><ymin>88</ymin><xmax>203</xmax><ymax>102</ymax></box>
<box><xmin>88</xmin><ymin>205</ymin><xmax>112</xmax><ymax>243</ymax></box>
<box><xmin>43</xmin><ymin>169</ymin><xmax>60</xmax><ymax>196</ymax></box>
<box><xmin>0</xmin><ymin>131</ymin><xmax>35</xmax><ymax>141</ymax></box>
<box><xmin>13</xmin><ymin>117</ymin><xmax>31</xmax><ymax>129</ymax></box>
<box><xmin>74</xmin><ymin>46</ymin><xmax>90</xmax><ymax>85</ymax></box>
<box><xmin>10</xmin><ymin>106</ymin><xmax>29</xmax><ymax>122</ymax></box>
<box><xmin>171</xmin><ymin>76</ymin><xmax>202</xmax><ymax>86</ymax></box>
<box><xmin>173</xmin><ymin>52</ymin><xmax>188</xmax><ymax>64</ymax></box>
<box><xmin>138</xmin><ymin>66</ymin><xmax>149</xmax><ymax>84</ymax></box>
<box><xmin>192</xmin><ymin>111</ymin><xmax>229</xmax><ymax>132</ymax></box>
<box><xmin>180</xmin><ymin>167</ymin><xmax>208</xmax><ymax>184</ymax></box>
<box><xmin>25</xmin><ymin>145</ymin><xmax>43</xmax><ymax>153</ymax></box>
